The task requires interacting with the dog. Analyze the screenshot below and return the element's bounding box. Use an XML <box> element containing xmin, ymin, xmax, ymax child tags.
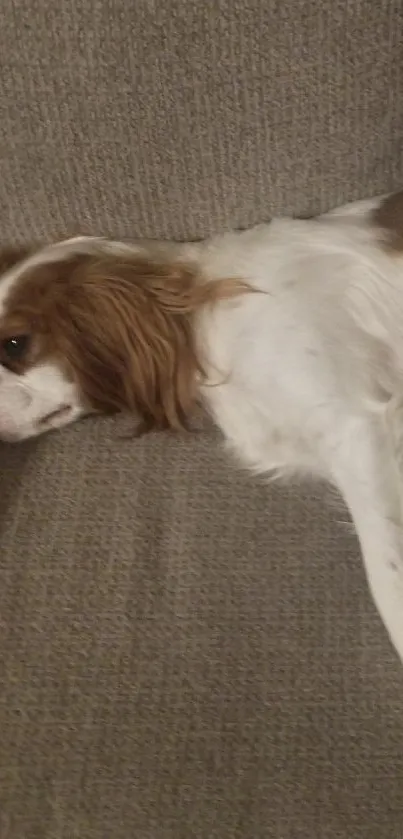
<box><xmin>1</xmin><ymin>192</ymin><xmax>403</xmax><ymax>662</ymax></box>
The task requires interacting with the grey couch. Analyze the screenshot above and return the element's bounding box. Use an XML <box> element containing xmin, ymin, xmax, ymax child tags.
<box><xmin>1</xmin><ymin>2</ymin><xmax>403</xmax><ymax>837</ymax></box>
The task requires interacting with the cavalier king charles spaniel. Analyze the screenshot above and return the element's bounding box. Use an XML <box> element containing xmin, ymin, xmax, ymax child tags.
<box><xmin>1</xmin><ymin>191</ymin><xmax>403</xmax><ymax>662</ymax></box>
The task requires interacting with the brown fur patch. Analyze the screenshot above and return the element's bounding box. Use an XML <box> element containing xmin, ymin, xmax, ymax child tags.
<box><xmin>0</xmin><ymin>250</ymin><xmax>248</xmax><ymax>431</ymax></box>
<box><xmin>373</xmin><ymin>190</ymin><xmax>403</xmax><ymax>251</ymax></box>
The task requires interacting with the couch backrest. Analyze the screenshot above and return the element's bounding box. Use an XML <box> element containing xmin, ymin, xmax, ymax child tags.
<box><xmin>0</xmin><ymin>0</ymin><xmax>402</xmax><ymax>242</ymax></box>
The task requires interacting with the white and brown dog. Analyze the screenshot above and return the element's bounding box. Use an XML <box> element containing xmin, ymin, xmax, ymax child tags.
<box><xmin>1</xmin><ymin>192</ymin><xmax>403</xmax><ymax>661</ymax></box>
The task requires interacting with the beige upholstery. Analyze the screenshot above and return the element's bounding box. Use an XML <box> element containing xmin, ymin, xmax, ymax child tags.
<box><xmin>1</xmin><ymin>2</ymin><xmax>403</xmax><ymax>837</ymax></box>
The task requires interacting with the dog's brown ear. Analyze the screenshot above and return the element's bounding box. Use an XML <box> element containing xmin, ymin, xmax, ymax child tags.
<box><xmin>65</xmin><ymin>258</ymin><xmax>205</xmax><ymax>430</ymax></box>
<box><xmin>47</xmin><ymin>254</ymin><xmax>249</xmax><ymax>432</ymax></box>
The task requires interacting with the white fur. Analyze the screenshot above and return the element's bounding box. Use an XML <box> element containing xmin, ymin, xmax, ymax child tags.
<box><xmin>2</xmin><ymin>194</ymin><xmax>403</xmax><ymax>662</ymax></box>
<box><xmin>0</xmin><ymin>362</ymin><xmax>82</xmax><ymax>441</ymax></box>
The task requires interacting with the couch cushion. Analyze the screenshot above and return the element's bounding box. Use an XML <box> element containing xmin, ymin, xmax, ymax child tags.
<box><xmin>0</xmin><ymin>0</ymin><xmax>402</xmax><ymax>242</ymax></box>
<box><xmin>1</xmin><ymin>418</ymin><xmax>403</xmax><ymax>838</ymax></box>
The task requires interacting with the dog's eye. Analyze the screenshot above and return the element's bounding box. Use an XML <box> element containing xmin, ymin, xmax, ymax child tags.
<box><xmin>1</xmin><ymin>335</ymin><xmax>30</xmax><ymax>362</ymax></box>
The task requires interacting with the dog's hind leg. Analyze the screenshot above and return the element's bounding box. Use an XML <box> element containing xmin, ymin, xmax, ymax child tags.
<box><xmin>325</xmin><ymin>415</ymin><xmax>403</xmax><ymax>663</ymax></box>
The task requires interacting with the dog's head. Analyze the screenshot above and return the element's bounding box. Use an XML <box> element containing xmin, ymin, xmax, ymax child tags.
<box><xmin>0</xmin><ymin>238</ymin><xmax>243</xmax><ymax>442</ymax></box>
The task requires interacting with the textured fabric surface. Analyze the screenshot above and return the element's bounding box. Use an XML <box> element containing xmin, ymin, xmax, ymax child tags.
<box><xmin>0</xmin><ymin>0</ymin><xmax>403</xmax><ymax>242</ymax></box>
<box><xmin>1</xmin><ymin>2</ymin><xmax>403</xmax><ymax>838</ymax></box>
<box><xmin>1</xmin><ymin>420</ymin><xmax>403</xmax><ymax>839</ymax></box>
